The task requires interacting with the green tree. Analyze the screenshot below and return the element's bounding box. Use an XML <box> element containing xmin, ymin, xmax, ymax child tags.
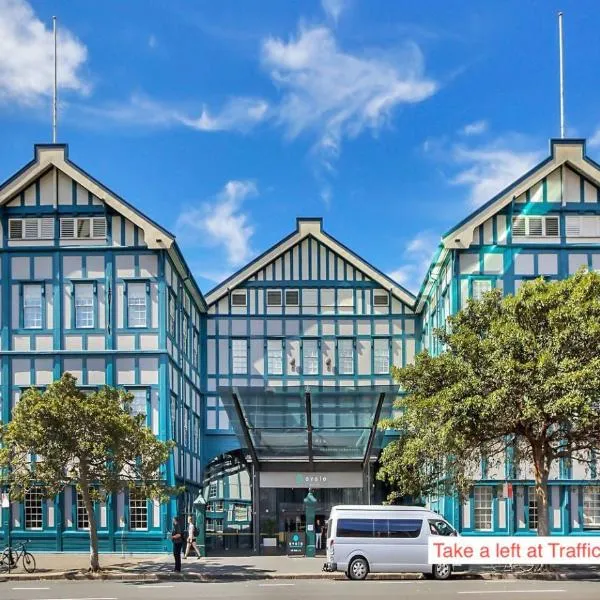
<box><xmin>378</xmin><ymin>270</ymin><xmax>600</xmax><ymax>536</ymax></box>
<box><xmin>0</xmin><ymin>373</ymin><xmax>175</xmax><ymax>571</ymax></box>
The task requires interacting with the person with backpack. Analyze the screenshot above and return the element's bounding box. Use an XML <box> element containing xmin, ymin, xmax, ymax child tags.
<box><xmin>184</xmin><ymin>515</ymin><xmax>201</xmax><ymax>559</ymax></box>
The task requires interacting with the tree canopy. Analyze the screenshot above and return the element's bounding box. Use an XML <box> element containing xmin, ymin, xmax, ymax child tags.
<box><xmin>378</xmin><ymin>270</ymin><xmax>600</xmax><ymax>535</ymax></box>
<box><xmin>0</xmin><ymin>373</ymin><xmax>174</xmax><ymax>571</ymax></box>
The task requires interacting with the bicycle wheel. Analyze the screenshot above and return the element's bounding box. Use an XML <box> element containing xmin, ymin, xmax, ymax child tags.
<box><xmin>23</xmin><ymin>552</ymin><xmax>36</xmax><ymax>573</ymax></box>
<box><xmin>1</xmin><ymin>548</ymin><xmax>16</xmax><ymax>570</ymax></box>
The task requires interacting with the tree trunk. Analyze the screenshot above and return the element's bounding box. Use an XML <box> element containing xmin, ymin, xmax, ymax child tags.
<box><xmin>531</xmin><ymin>445</ymin><xmax>551</xmax><ymax>537</ymax></box>
<box><xmin>79</xmin><ymin>463</ymin><xmax>101</xmax><ymax>572</ymax></box>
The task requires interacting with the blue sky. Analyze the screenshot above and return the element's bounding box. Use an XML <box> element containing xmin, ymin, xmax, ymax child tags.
<box><xmin>1</xmin><ymin>0</ymin><xmax>600</xmax><ymax>294</ymax></box>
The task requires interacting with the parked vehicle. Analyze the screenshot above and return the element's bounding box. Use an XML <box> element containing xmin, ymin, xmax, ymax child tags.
<box><xmin>0</xmin><ymin>539</ymin><xmax>36</xmax><ymax>573</ymax></box>
<box><xmin>322</xmin><ymin>505</ymin><xmax>467</xmax><ymax>580</ymax></box>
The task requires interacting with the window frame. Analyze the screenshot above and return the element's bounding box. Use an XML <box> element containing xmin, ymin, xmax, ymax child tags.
<box><xmin>126</xmin><ymin>281</ymin><xmax>149</xmax><ymax>329</ymax></box>
<box><xmin>512</xmin><ymin>215</ymin><xmax>560</xmax><ymax>238</ymax></box>
<box><xmin>231</xmin><ymin>338</ymin><xmax>248</xmax><ymax>375</ymax></box>
<box><xmin>73</xmin><ymin>281</ymin><xmax>97</xmax><ymax>329</ymax></box>
<box><xmin>267</xmin><ymin>338</ymin><xmax>284</xmax><ymax>375</ymax></box>
<box><xmin>583</xmin><ymin>485</ymin><xmax>600</xmax><ymax>530</ymax></box>
<box><xmin>373</xmin><ymin>337</ymin><xmax>390</xmax><ymax>375</ymax></box>
<box><xmin>302</xmin><ymin>338</ymin><xmax>319</xmax><ymax>375</ymax></box>
<box><xmin>128</xmin><ymin>387</ymin><xmax>149</xmax><ymax>423</ymax></box>
<box><xmin>285</xmin><ymin>289</ymin><xmax>299</xmax><ymax>307</ymax></box>
<box><xmin>76</xmin><ymin>491</ymin><xmax>91</xmax><ymax>530</ymax></box>
<box><xmin>24</xmin><ymin>487</ymin><xmax>44</xmax><ymax>530</ymax></box>
<box><xmin>473</xmin><ymin>486</ymin><xmax>494</xmax><ymax>531</ymax></box>
<box><xmin>373</xmin><ymin>292</ymin><xmax>389</xmax><ymax>307</ymax></box>
<box><xmin>22</xmin><ymin>282</ymin><xmax>45</xmax><ymax>330</ymax></box>
<box><xmin>231</xmin><ymin>291</ymin><xmax>247</xmax><ymax>307</ymax></box>
<box><xmin>470</xmin><ymin>278</ymin><xmax>493</xmax><ymax>301</ymax></box>
<box><xmin>60</xmin><ymin>216</ymin><xmax>107</xmax><ymax>240</ymax></box>
<box><xmin>337</xmin><ymin>338</ymin><xmax>355</xmax><ymax>375</ymax></box>
<box><xmin>128</xmin><ymin>489</ymin><xmax>149</xmax><ymax>531</ymax></box>
<box><xmin>266</xmin><ymin>289</ymin><xmax>282</xmax><ymax>307</ymax></box>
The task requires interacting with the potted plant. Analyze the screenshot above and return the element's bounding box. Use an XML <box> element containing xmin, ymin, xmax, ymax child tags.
<box><xmin>262</xmin><ymin>518</ymin><xmax>278</xmax><ymax>554</ymax></box>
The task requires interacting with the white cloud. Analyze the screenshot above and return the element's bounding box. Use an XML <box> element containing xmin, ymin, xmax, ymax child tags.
<box><xmin>451</xmin><ymin>142</ymin><xmax>543</xmax><ymax>208</ymax></box>
<box><xmin>80</xmin><ymin>94</ymin><xmax>269</xmax><ymax>133</ymax></box>
<box><xmin>321</xmin><ymin>0</ymin><xmax>348</xmax><ymax>23</ymax></box>
<box><xmin>388</xmin><ymin>230</ymin><xmax>439</xmax><ymax>294</ymax></box>
<box><xmin>0</xmin><ymin>0</ymin><xmax>88</xmax><ymax>104</ymax></box>
<box><xmin>176</xmin><ymin>180</ymin><xmax>257</xmax><ymax>267</ymax></box>
<box><xmin>460</xmin><ymin>120</ymin><xmax>488</xmax><ymax>136</ymax></box>
<box><xmin>261</xmin><ymin>25</ymin><xmax>438</xmax><ymax>159</ymax></box>
<box><xmin>588</xmin><ymin>127</ymin><xmax>600</xmax><ymax>149</ymax></box>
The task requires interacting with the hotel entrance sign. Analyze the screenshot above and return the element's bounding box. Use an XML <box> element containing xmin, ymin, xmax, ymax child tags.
<box><xmin>260</xmin><ymin>471</ymin><xmax>362</xmax><ymax>489</ymax></box>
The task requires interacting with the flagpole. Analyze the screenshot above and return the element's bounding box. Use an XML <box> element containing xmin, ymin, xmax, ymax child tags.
<box><xmin>53</xmin><ymin>16</ymin><xmax>57</xmax><ymax>143</ymax></box>
<box><xmin>558</xmin><ymin>12</ymin><xmax>565</xmax><ymax>139</ymax></box>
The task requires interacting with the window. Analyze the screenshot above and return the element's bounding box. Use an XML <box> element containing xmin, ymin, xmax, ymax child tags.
<box><xmin>206</xmin><ymin>518</ymin><xmax>223</xmax><ymax>532</ymax></box>
<box><xmin>565</xmin><ymin>215</ymin><xmax>600</xmax><ymax>237</ymax></box>
<box><xmin>168</xmin><ymin>293</ymin><xmax>176</xmax><ymax>336</ymax></box>
<box><xmin>473</xmin><ymin>487</ymin><xmax>493</xmax><ymax>530</ymax></box>
<box><xmin>129</xmin><ymin>490</ymin><xmax>148</xmax><ymax>530</ymax></box>
<box><xmin>267</xmin><ymin>339</ymin><xmax>283</xmax><ymax>375</ymax></box>
<box><xmin>77</xmin><ymin>492</ymin><xmax>90</xmax><ymax>530</ymax></box>
<box><xmin>208</xmin><ymin>482</ymin><xmax>218</xmax><ymax>499</ymax></box>
<box><xmin>512</xmin><ymin>216</ymin><xmax>559</xmax><ymax>237</ymax></box>
<box><xmin>267</xmin><ymin>290</ymin><xmax>282</xmax><ymax>306</ymax></box>
<box><xmin>23</xmin><ymin>284</ymin><xmax>43</xmax><ymax>329</ymax></box>
<box><xmin>303</xmin><ymin>339</ymin><xmax>319</xmax><ymax>375</ymax></box>
<box><xmin>192</xmin><ymin>329</ymin><xmax>199</xmax><ymax>365</ymax></box>
<box><xmin>387</xmin><ymin>519</ymin><xmax>423</xmax><ymax>538</ymax></box>
<box><xmin>60</xmin><ymin>217</ymin><xmax>106</xmax><ymax>240</ymax></box>
<box><xmin>127</xmin><ymin>283</ymin><xmax>147</xmax><ymax>328</ymax></box>
<box><xmin>129</xmin><ymin>389</ymin><xmax>147</xmax><ymax>417</ymax></box>
<box><xmin>24</xmin><ymin>487</ymin><xmax>43</xmax><ymax>529</ymax></box>
<box><xmin>583</xmin><ymin>486</ymin><xmax>600</xmax><ymax>530</ymax></box>
<box><xmin>285</xmin><ymin>289</ymin><xmax>299</xmax><ymax>306</ymax></box>
<box><xmin>528</xmin><ymin>495</ymin><xmax>538</xmax><ymax>530</ymax></box>
<box><xmin>373</xmin><ymin>338</ymin><xmax>390</xmax><ymax>375</ymax></box>
<box><xmin>373</xmin><ymin>293</ymin><xmax>389</xmax><ymax>306</ymax></box>
<box><xmin>182</xmin><ymin>314</ymin><xmax>189</xmax><ymax>353</ymax></box>
<box><xmin>338</xmin><ymin>339</ymin><xmax>354</xmax><ymax>375</ymax></box>
<box><xmin>428</xmin><ymin>519</ymin><xmax>456</xmax><ymax>536</ymax></box>
<box><xmin>231</xmin><ymin>292</ymin><xmax>247</xmax><ymax>307</ymax></box>
<box><xmin>74</xmin><ymin>284</ymin><xmax>94</xmax><ymax>328</ymax></box>
<box><xmin>232</xmin><ymin>339</ymin><xmax>247</xmax><ymax>374</ymax></box>
<box><xmin>472</xmin><ymin>280</ymin><xmax>492</xmax><ymax>300</ymax></box>
<box><xmin>337</xmin><ymin>518</ymin><xmax>373</xmax><ymax>537</ymax></box>
<box><xmin>8</xmin><ymin>218</ymin><xmax>54</xmax><ymax>240</ymax></box>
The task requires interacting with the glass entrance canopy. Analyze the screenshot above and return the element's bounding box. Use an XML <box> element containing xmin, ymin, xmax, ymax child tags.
<box><xmin>219</xmin><ymin>386</ymin><xmax>399</xmax><ymax>465</ymax></box>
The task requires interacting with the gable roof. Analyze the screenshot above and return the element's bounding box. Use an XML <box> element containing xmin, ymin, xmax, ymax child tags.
<box><xmin>205</xmin><ymin>218</ymin><xmax>416</xmax><ymax>306</ymax></box>
<box><xmin>0</xmin><ymin>144</ymin><xmax>206</xmax><ymax>311</ymax></box>
<box><xmin>415</xmin><ymin>138</ymin><xmax>600</xmax><ymax>312</ymax></box>
<box><xmin>443</xmin><ymin>138</ymin><xmax>600</xmax><ymax>248</ymax></box>
<box><xmin>0</xmin><ymin>144</ymin><xmax>175</xmax><ymax>248</ymax></box>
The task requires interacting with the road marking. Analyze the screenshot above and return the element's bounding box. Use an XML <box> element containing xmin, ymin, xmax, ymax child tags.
<box><xmin>458</xmin><ymin>590</ymin><xmax>565</xmax><ymax>595</ymax></box>
<box><xmin>258</xmin><ymin>583</ymin><xmax>296</xmax><ymax>587</ymax></box>
<box><xmin>12</xmin><ymin>588</ymin><xmax>51</xmax><ymax>590</ymax></box>
<box><xmin>135</xmin><ymin>585</ymin><xmax>175</xmax><ymax>588</ymax></box>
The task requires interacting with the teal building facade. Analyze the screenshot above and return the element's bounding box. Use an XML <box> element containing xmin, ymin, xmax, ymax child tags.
<box><xmin>0</xmin><ymin>138</ymin><xmax>598</xmax><ymax>552</ymax></box>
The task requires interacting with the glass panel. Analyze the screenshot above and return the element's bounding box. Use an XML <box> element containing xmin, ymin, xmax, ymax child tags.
<box><xmin>312</xmin><ymin>428</ymin><xmax>371</xmax><ymax>458</ymax></box>
<box><xmin>75</xmin><ymin>284</ymin><xmax>94</xmax><ymax>328</ymax></box>
<box><xmin>311</xmin><ymin>391</ymin><xmax>380</xmax><ymax>428</ymax></box>
<box><xmin>303</xmin><ymin>340</ymin><xmax>319</xmax><ymax>375</ymax></box>
<box><xmin>23</xmin><ymin>285</ymin><xmax>42</xmax><ymax>329</ymax></box>
<box><xmin>337</xmin><ymin>518</ymin><xmax>373</xmax><ymax>537</ymax></box>
<box><xmin>338</xmin><ymin>339</ymin><xmax>354</xmax><ymax>374</ymax></box>
<box><xmin>128</xmin><ymin>283</ymin><xmax>147</xmax><ymax>328</ymax></box>
<box><xmin>250</xmin><ymin>429</ymin><xmax>309</xmax><ymax>458</ymax></box>
<box><xmin>388</xmin><ymin>519</ymin><xmax>422</xmax><ymax>538</ymax></box>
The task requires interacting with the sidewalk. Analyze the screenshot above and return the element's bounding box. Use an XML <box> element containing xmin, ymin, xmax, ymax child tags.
<box><xmin>1</xmin><ymin>553</ymin><xmax>600</xmax><ymax>582</ymax></box>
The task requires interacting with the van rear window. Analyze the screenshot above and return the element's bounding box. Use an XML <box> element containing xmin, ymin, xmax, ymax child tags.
<box><xmin>337</xmin><ymin>518</ymin><xmax>422</xmax><ymax>538</ymax></box>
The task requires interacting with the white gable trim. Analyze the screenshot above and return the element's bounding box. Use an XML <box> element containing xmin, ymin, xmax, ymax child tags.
<box><xmin>0</xmin><ymin>145</ymin><xmax>174</xmax><ymax>250</ymax></box>
<box><xmin>443</xmin><ymin>140</ymin><xmax>600</xmax><ymax>249</ymax></box>
<box><xmin>205</xmin><ymin>218</ymin><xmax>415</xmax><ymax>306</ymax></box>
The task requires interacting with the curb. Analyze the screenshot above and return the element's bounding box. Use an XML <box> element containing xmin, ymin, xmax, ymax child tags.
<box><xmin>2</xmin><ymin>570</ymin><xmax>600</xmax><ymax>583</ymax></box>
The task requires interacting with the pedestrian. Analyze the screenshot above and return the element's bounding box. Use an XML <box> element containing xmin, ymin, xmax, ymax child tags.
<box><xmin>315</xmin><ymin>518</ymin><xmax>323</xmax><ymax>551</ymax></box>
<box><xmin>171</xmin><ymin>516</ymin><xmax>183</xmax><ymax>572</ymax></box>
<box><xmin>184</xmin><ymin>515</ymin><xmax>202</xmax><ymax>559</ymax></box>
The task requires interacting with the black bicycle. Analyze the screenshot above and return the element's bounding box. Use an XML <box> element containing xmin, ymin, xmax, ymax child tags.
<box><xmin>0</xmin><ymin>539</ymin><xmax>36</xmax><ymax>573</ymax></box>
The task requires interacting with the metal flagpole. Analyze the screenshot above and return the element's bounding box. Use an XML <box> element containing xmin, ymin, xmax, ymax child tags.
<box><xmin>558</xmin><ymin>12</ymin><xmax>565</xmax><ymax>139</ymax></box>
<box><xmin>53</xmin><ymin>16</ymin><xmax>58</xmax><ymax>143</ymax></box>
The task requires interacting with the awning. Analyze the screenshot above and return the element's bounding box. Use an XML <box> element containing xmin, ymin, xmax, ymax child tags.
<box><xmin>219</xmin><ymin>385</ymin><xmax>398</xmax><ymax>469</ymax></box>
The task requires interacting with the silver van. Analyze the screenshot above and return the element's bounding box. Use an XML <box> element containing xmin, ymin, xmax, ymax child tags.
<box><xmin>323</xmin><ymin>505</ymin><xmax>466</xmax><ymax>580</ymax></box>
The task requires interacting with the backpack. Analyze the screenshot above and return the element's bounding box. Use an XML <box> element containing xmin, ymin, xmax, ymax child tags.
<box><xmin>193</xmin><ymin>525</ymin><xmax>199</xmax><ymax>538</ymax></box>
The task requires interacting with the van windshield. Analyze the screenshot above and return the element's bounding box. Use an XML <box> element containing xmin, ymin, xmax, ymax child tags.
<box><xmin>428</xmin><ymin>519</ymin><xmax>456</xmax><ymax>536</ymax></box>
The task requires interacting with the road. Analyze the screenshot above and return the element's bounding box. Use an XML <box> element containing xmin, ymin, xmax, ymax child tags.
<box><xmin>0</xmin><ymin>579</ymin><xmax>599</xmax><ymax>600</ymax></box>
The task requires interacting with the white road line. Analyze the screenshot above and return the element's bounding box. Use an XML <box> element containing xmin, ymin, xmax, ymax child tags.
<box><xmin>12</xmin><ymin>588</ymin><xmax>51</xmax><ymax>590</ymax></box>
<box><xmin>258</xmin><ymin>583</ymin><xmax>296</xmax><ymax>587</ymax></box>
<box><xmin>135</xmin><ymin>585</ymin><xmax>175</xmax><ymax>588</ymax></box>
<box><xmin>458</xmin><ymin>590</ymin><xmax>566</xmax><ymax>595</ymax></box>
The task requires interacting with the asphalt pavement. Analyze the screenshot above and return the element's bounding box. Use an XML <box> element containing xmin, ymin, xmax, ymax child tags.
<box><xmin>1</xmin><ymin>578</ymin><xmax>599</xmax><ymax>600</ymax></box>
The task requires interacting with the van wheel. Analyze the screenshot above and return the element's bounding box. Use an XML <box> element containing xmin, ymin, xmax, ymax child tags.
<box><xmin>348</xmin><ymin>557</ymin><xmax>369</xmax><ymax>581</ymax></box>
<box><xmin>432</xmin><ymin>564</ymin><xmax>452</xmax><ymax>580</ymax></box>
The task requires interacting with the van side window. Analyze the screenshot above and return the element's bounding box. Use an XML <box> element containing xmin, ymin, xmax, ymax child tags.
<box><xmin>428</xmin><ymin>519</ymin><xmax>456</xmax><ymax>536</ymax></box>
<box><xmin>388</xmin><ymin>519</ymin><xmax>423</xmax><ymax>538</ymax></box>
<box><xmin>373</xmin><ymin>519</ymin><xmax>388</xmax><ymax>538</ymax></box>
<box><xmin>337</xmin><ymin>519</ymin><xmax>373</xmax><ymax>537</ymax></box>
